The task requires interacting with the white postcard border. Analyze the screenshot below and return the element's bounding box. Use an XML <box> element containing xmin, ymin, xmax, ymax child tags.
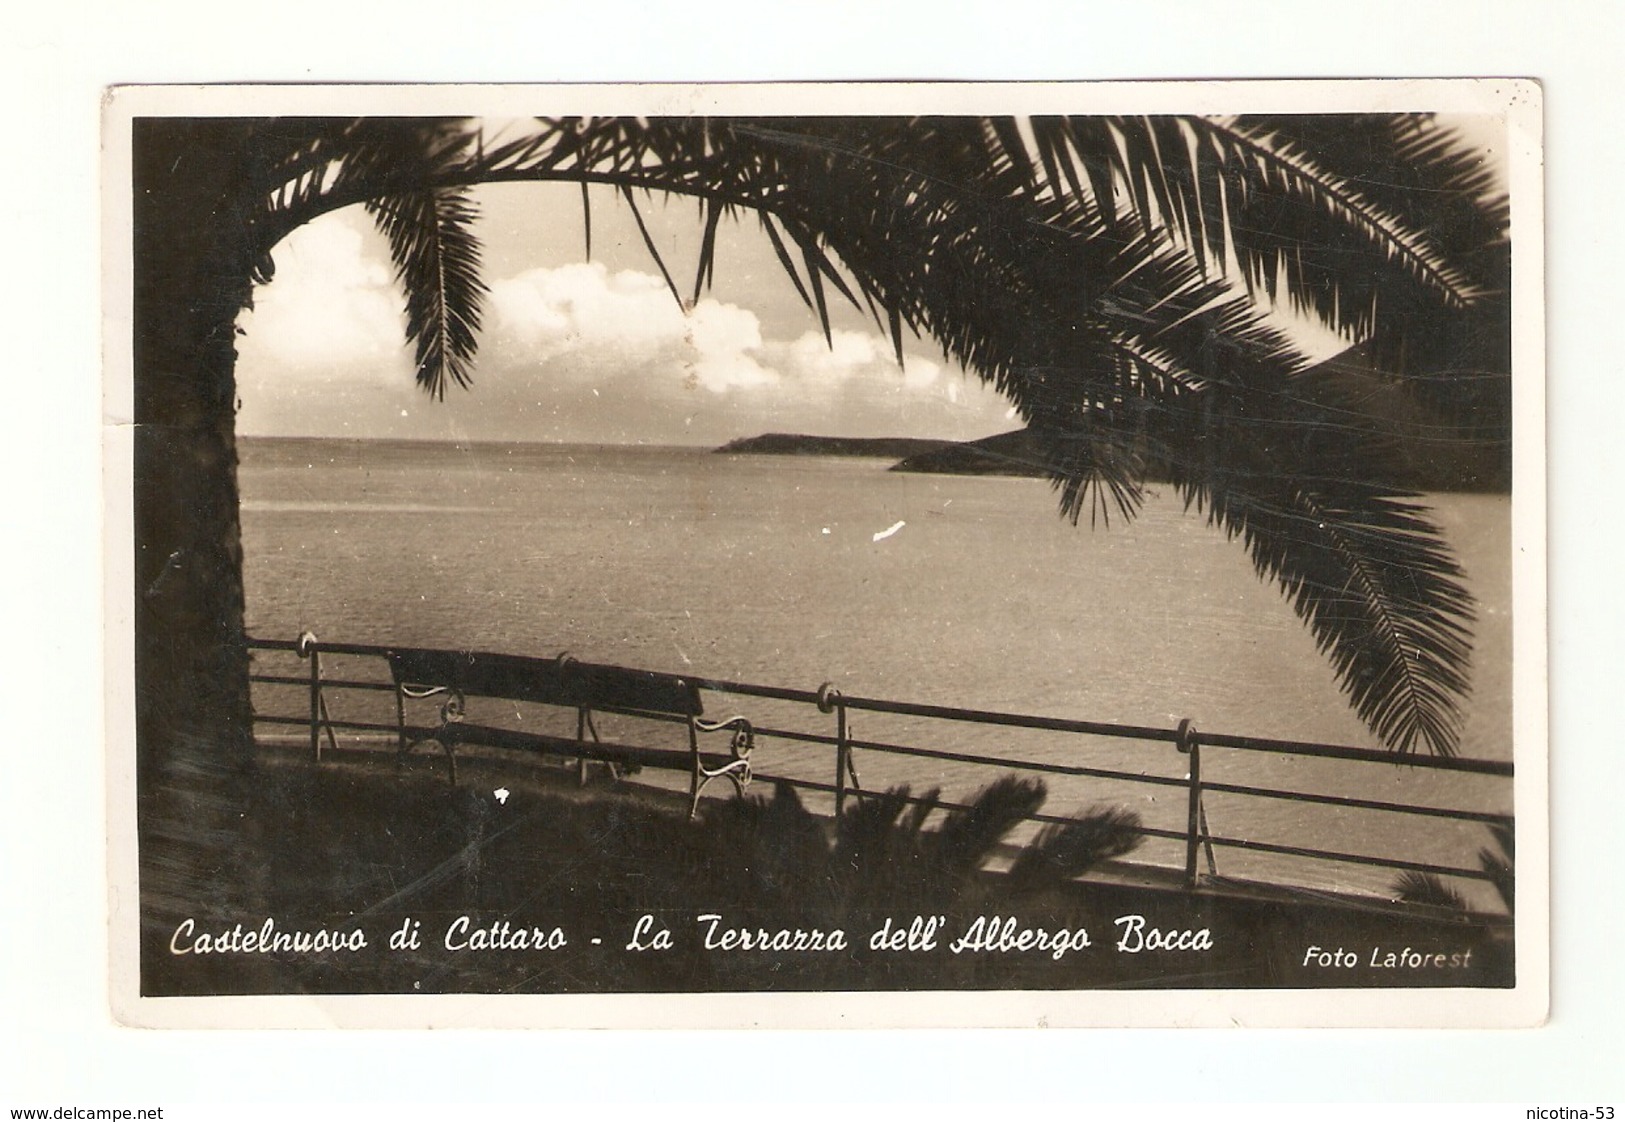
<box><xmin>102</xmin><ymin>78</ymin><xmax>1548</xmax><ymax>1030</ymax></box>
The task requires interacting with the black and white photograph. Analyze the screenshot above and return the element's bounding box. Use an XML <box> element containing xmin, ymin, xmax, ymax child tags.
<box><xmin>107</xmin><ymin>81</ymin><xmax>1545</xmax><ymax>1027</ymax></box>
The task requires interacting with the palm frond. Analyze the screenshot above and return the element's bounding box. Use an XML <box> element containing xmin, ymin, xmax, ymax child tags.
<box><xmin>1240</xmin><ymin>114</ymin><xmax>1509</xmax><ymax>279</ymax></box>
<box><xmin>1006</xmin><ymin>806</ymin><xmax>1144</xmax><ymax>895</ymax></box>
<box><xmin>592</xmin><ymin>118</ymin><xmax>1482</xmax><ymax>755</ymax></box>
<box><xmin>900</xmin><ymin>786</ymin><xmax>941</xmax><ymax>836</ymax></box>
<box><xmin>580</xmin><ymin>181</ymin><xmax>592</xmax><ymax>260</ymax></box>
<box><xmin>932</xmin><ymin>776</ymin><xmax>1048</xmax><ymax>879</ymax></box>
<box><xmin>1393</xmin><ymin>871</ymin><xmax>1469</xmax><ymax>911</ymax></box>
<box><xmin>237</xmin><ymin>114</ymin><xmax>1493</xmax><ymax>755</ymax></box>
<box><xmin>1046</xmin><ymin>426</ymin><xmax>1148</xmax><ymax>530</ymax></box>
<box><xmin>363</xmin><ymin>186</ymin><xmax>487</xmax><ymax>399</ymax></box>
<box><xmin>1037</xmin><ymin>115</ymin><xmax>1505</xmax><ymax>343</ymax></box>
<box><xmin>1238</xmin><ymin>114</ymin><xmax>1512</xmax><ymax>428</ymax></box>
<box><xmin>1165</xmin><ymin>425</ymin><xmax>1474</xmax><ymax>756</ymax></box>
<box><xmin>757</xmin><ymin>211</ymin><xmax>814</xmax><ymax>312</ymax></box>
<box><xmin>834</xmin><ymin>785</ymin><xmax>915</xmax><ymax>876</ymax></box>
<box><xmin>619</xmin><ymin>185</ymin><xmax>683</xmax><ymax>308</ymax></box>
<box><xmin>1054</xmin><ymin>284</ymin><xmax>1479</xmax><ymax>755</ymax></box>
<box><xmin>696</xmin><ymin>781</ymin><xmax>834</xmax><ymax>904</ymax></box>
<box><xmin>256</xmin><ymin>118</ymin><xmax>481</xmax><ymax>247</ymax></box>
<box><xmin>691</xmin><ymin>199</ymin><xmax>723</xmax><ymax>305</ymax></box>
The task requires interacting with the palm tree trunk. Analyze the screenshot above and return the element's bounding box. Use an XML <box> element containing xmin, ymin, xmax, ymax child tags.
<box><xmin>132</xmin><ymin>119</ymin><xmax>268</xmax><ymax>993</ymax></box>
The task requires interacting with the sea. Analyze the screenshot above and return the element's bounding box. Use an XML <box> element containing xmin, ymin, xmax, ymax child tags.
<box><xmin>238</xmin><ymin>436</ymin><xmax>1516</xmax><ymax>908</ymax></box>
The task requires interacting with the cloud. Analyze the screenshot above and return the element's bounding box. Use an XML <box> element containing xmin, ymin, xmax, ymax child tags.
<box><xmin>236</xmin><ymin>208</ymin><xmax>1017</xmax><ymax>444</ymax></box>
<box><xmin>487</xmin><ymin>263</ymin><xmax>779</xmax><ymax>394</ymax></box>
<box><xmin>237</xmin><ymin>212</ymin><xmax>409</xmax><ymax>385</ymax></box>
<box><xmin>767</xmin><ymin>329</ymin><xmax>943</xmax><ymax>395</ymax></box>
<box><xmin>488</xmin><ymin>262</ymin><xmax>685</xmax><ymax>363</ymax></box>
<box><xmin>685</xmin><ymin>300</ymin><xmax>776</xmax><ymax>392</ymax></box>
<box><xmin>484</xmin><ymin>260</ymin><xmax>957</xmax><ymax>406</ymax></box>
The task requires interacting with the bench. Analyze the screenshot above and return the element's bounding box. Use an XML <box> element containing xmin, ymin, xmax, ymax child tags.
<box><xmin>385</xmin><ymin>648</ymin><xmax>754</xmax><ymax>818</ymax></box>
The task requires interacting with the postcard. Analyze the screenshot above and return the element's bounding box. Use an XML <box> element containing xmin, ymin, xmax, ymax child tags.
<box><xmin>103</xmin><ymin>79</ymin><xmax>1546</xmax><ymax>1027</ymax></box>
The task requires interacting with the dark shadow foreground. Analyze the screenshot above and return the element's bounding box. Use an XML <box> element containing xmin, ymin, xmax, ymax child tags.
<box><xmin>143</xmin><ymin>748</ymin><xmax>1513</xmax><ymax>996</ymax></box>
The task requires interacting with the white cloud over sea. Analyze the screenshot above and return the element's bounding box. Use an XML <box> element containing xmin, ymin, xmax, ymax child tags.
<box><xmin>240</xmin><ymin>215</ymin><xmax>407</xmax><ymax>380</ymax></box>
<box><xmin>485</xmin><ymin>262</ymin><xmax>782</xmax><ymax>394</ymax></box>
<box><xmin>235</xmin><ymin>208</ymin><xmax>1015</xmax><ymax>445</ymax></box>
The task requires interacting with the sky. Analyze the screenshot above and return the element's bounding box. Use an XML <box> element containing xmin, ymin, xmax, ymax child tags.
<box><xmin>235</xmin><ymin>178</ymin><xmax>1024</xmax><ymax>446</ymax></box>
<box><xmin>234</xmin><ymin>115</ymin><xmax>1507</xmax><ymax>448</ymax></box>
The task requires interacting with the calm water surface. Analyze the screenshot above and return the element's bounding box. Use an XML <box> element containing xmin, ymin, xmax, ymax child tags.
<box><xmin>239</xmin><ymin>438</ymin><xmax>1514</xmax><ymax>905</ymax></box>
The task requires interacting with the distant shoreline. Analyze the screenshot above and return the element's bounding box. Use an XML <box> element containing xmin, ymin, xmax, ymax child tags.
<box><xmin>713</xmin><ymin>433</ymin><xmax>961</xmax><ymax>459</ymax></box>
<box><xmin>239</xmin><ymin>428</ymin><xmax>1510</xmax><ymax>493</ymax></box>
<box><xmin>716</xmin><ymin>425</ymin><xmax>1511</xmax><ymax>494</ymax></box>
<box><xmin>712</xmin><ymin>430</ymin><xmax>1057</xmax><ymax>479</ymax></box>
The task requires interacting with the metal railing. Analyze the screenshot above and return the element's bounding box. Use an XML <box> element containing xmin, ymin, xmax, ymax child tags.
<box><xmin>246</xmin><ymin>634</ymin><xmax>1514</xmax><ymax>903</ymax></box>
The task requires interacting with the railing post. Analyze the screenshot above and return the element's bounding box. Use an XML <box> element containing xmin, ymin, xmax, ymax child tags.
<box><xmin>836</xmin><ymin>704</ymin><xmax>850</xmax><ymax>823</ymax></box>
<box><xmin>577</xmin><ymin>706</ymin><xmax>590</xmax><ymax>787</ymax></box>
<box><xmin>819</xmin><ymin>683</ymin><xmax>849</xmax><ymax>824</ymax></box>
<box><xmin>394</xmin><ymin>685</ymin><xmax>407</xmax><ymax>759</ymax></box>
<box><xmin>298</xmin><ymin>630</ymin><xmax>321</xmax><ymax>762</ymax></box>
<box><xmin>1177</xmin><ymin>718</ymin><xmax>1202</xmax><ymax>889</ymax></box>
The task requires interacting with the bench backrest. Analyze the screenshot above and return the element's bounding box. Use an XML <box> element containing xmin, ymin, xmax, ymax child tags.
<box><xmin>386</xmin><ymin>648</ymin><xmax>703</xmax><ymax>718</ymax></box>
